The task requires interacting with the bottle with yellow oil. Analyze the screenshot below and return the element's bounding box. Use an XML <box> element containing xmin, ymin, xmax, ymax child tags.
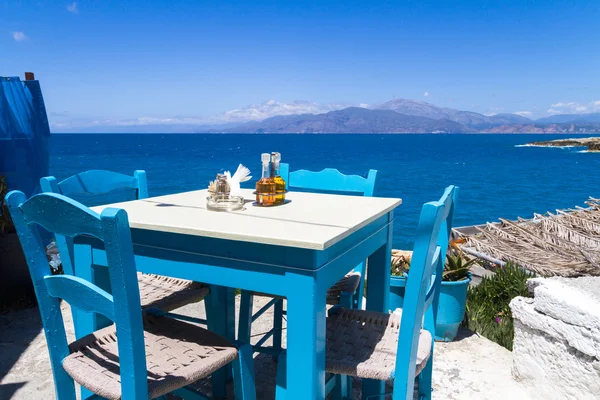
<box><xmin>271</xmin><ymin>152</ymin><xmax>286</xmax><ymax>204</ymax></box>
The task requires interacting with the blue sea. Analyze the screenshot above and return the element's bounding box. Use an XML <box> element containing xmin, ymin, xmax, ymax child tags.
<box><xmin>49</xmin><ymin>134</ymin><xmax>600</xmax><ymax>249</ymax></box>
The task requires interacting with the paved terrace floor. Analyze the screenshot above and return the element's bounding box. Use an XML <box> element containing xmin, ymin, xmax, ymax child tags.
<box><xmin>0</xmin><ymin>295</ymin><xmax>529</xmax><ymax>400</ymax></box>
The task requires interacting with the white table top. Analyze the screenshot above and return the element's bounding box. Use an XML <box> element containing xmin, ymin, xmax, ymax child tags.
<box><xmin>92</xmin><ymin>189</ymin><xmax>402</xmax><ymax>250</ymax></box>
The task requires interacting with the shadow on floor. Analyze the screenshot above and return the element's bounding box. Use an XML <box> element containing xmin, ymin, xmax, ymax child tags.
<box><xmin>0</xmin><ymin>306</ymin><xmax>43</xmax><ymax>387</ymax></box>
<box><xmin>0</xmin><ymin>382</ymin><xmax>26</xmax><ymax>400</ymax></box>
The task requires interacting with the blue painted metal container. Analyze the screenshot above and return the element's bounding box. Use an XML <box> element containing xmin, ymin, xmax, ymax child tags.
<box><xmin>388</xmin><ymin>274</ymin><xmax>407</xmax><ymax>311</ymax></box>
<box><xmin>435</xmin><ymin>273</ymin><xmax>471</xmax><ymax>341</ymax></box>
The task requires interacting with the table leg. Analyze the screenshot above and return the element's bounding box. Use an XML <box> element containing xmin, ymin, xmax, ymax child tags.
<box><xmin>363</xmin><ymin>226</ymin><xmax>392</xmax><ymax>399</ymax></box>
<box><xmin>285</xmin><ymin>273</ymin><xmax>327</xmax><ymax>400</ymax></box>
<box><xmin>205</xmin><ymin>285</ymin><xmax>235</xmax><ymax>399</ymax></box>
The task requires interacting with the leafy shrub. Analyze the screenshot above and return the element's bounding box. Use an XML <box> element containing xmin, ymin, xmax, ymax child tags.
<box><xmin>463</xmin><ymin>263</ymin><xmax>533</xmax><ymax>350</ymax></box>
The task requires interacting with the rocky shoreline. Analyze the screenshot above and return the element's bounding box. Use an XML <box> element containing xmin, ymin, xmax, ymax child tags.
<box><xmin>527</xmin><ymin>137</ymin><xmax>600</xmax><ymax>151</ymax></box>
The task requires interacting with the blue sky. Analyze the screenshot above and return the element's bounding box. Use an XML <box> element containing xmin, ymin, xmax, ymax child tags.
<box><xmin>2</xmin><ymin>0</ymin><xmax>599</xmax><ymax>129</ymax></box>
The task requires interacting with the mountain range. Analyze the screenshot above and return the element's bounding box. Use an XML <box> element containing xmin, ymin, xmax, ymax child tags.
<box><xmin>53</xmin><ymin>98</ymin><xmax>600</xmax><ymax>134</ymax></box>
<box><xmin>208</xmin><ymin>100</ymin><xmax>600</xmax><ymax>134</ymax></box>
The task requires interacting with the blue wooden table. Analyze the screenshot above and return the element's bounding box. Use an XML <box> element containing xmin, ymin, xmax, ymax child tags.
<box><xmin>74</xmin><ymin>188</ymin><xmax>401</xmax><ymax>399</ymax></box>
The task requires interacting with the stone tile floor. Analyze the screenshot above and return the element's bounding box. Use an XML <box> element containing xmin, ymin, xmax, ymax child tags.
<box><xmin>0</xmin><ymin>296</ymin><xmax>529</xmax><ymax>399</ymax></box>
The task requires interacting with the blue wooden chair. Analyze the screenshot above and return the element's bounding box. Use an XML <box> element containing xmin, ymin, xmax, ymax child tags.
<box><xmin>275</xmin><ymin>185</ymin><xmax>459</xmax><ymax>400</ymax></box>
<box><xmin>41</xmin><ymin>170</ymin><xmax>209</xmax><ymax>313</ymax></box>
<box><xmin>238</xmin><ymin>164</ymin><xmax>378</xmax><ymax>356</ymax></box>
<box><xmin>6</xmin><ymin>190</ymin><xmax>256</xmax><ymax>400</ymax></box>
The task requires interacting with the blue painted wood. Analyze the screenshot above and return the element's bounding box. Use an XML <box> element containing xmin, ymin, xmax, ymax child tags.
<box><xmin>362</xmin><ymin>216</ymin><xmax>393</xmax><ymax>398</ymax></box>
<box><xmin>285</xmin><ymin>272</ymin><xmax>327</xmax><ymax>399</ymax></box>
<box><xmin>44</xmin><ymin>275</ymin><xmax>115</xmax><ymax>321</ymax></box>
<box><xmin>5</xmin><ymin>191</ymin><xmax>149</xmax><ymax>399</ymax></box>
<box><xmin>275</xmin><ymin>352</ymin><xmax>287</xmax><ymax>400</ymax></box>
<box><xmin>238</xmin><ymin>163</ymin><xmax>379</xmax><ymax>360</ymax></box>
<box><xmin>282</xmin><ymin>163</ymin><xmax>378</xmax><ymax>196</ymax></box>
<box><xmin>232</xmin><ymin>343</ymin><xmax>257</xmax><ymax>400</ymax></box>
<box><xmin>267</xmin><ymin>186</ymin><xmax>458</xmax><ymax>400</ymax></box>
<box><xmin>41</xmin><ymin>169</ymin><xmax>148</xmax><ymax>198</ymax></box>
<box><xmin>72</xmin><ymin>205</ymin><xmax>397</xmax><ymax>400</ymax></box>
<box><xmin>41</xmin><ymin>169</ymin><xmax>149</xmax><ymax>342</ymax></box>
<box><xmin>391</xmin><ymin>185</ymin><xmax>459</xmax><ymax>400</ymax></box>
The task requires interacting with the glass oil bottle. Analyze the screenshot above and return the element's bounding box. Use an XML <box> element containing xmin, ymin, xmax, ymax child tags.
<box><xmin>255</xmin><ymin>153</ymin><xmax>276</xmax><ymax>205</ymax></box>
<box><xmin>271</xmin><ymin>152</ymin><xmax>286</xmax><ymax>204</ymax></box>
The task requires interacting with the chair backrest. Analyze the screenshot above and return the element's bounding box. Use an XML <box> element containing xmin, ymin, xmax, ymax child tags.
<box><xmin>393</xmin><ymin>185</ymin><xmax>459</xmax><ymax>399</ymax></box>
<box><xmin>40</xmin><ymin>169</ymin><xmax>148</xmax><ymax>200</ymax></box>
<box><xmin>5</xmin><ymin>191</ymin><xmax>148</xmax><ymax>399</ymax></box>
<box><xmin>281</xmin><ymin>163</ymin><xmax>378</xmax><ymax>299</ymax></box>
<box><xmin>40</xmin><ymin>170</ymin><xmax>148</xmax><ymax>276</ymax></box>
<box><xmin>280</xmin><ymin>163</ymin><xmax>377</xmax><ymax>197</ymax></box>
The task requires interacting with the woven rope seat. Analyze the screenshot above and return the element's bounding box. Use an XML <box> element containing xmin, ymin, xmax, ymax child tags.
<box><xmin>325</xmin><ymin>308</ymin><xmax>432</xmax><ymax>381</ymax></box>
<box><xmin>325</xmin><ymin>272</ymin><xmax>361</xmax><ymax>304</ymax></box>
<box><xmin>62</xmin><ymin>314</ymin><xmax>238</xmax><ymax>400</ymax></box>
<box><xmin>252</xmin><ymin>272</ymin><xmax>361</xmax><ymax>305</ymax></box>
<box><xmin>137</xmin><ymin>273</ymin><xmax>209</xmax><ymax>312</ymax></box>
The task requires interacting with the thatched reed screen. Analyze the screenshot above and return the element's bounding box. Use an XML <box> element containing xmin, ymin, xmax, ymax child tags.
<box><xmin>454</xmin><ymin>198</ymin><xmax>600</xmax><ymax>277</ymax></box>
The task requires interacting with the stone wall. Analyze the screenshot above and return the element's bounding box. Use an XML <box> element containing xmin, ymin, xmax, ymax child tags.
<box><xmin>510</xmin><ymin>277</ymin><xmax>600</xmax><ymax>399</ymax></box>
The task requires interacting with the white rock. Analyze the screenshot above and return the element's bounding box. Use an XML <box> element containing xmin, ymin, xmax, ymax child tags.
<box><xmin>510</xmin><ymin>277</ymin><xmax>600</xmax><ymax>399</ymax></box>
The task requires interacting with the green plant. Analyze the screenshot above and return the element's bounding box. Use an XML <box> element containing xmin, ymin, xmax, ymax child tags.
<box><xmin>390</xmin><ymin>241</ymin><xmax>475</xmax><ymax>282</ymax></box>
<box><xmin>463</xmin><ymin>263</ymin><xmax>533</xmax><ymax>350</ymax></box>
<box><xmin>443</xmin><ymin>251</ymin><xmax>477</xmax><ymax>282</ymax></box>
<box><xmin>0</xmin><ymin>176</ymin><xmax>15</xmax><ymax>234</ymax></box>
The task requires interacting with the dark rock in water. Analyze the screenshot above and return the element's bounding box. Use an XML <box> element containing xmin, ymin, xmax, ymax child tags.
<box><xmin>529</xmin><ymin>139</ymin><xmax>584</xmax><ymax>147</ymax></box>
<box><xmin>526</xmin><ymin>137</ymin><xmax>600</xmax><ymax>152</ymax></box>
<box><xmin>588</xmin><ymin>142</ymin><xmax>600</xmax><ymax>151</ymax></box>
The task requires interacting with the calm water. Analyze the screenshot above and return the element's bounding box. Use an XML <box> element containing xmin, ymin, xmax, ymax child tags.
<box><xmin>49</xmin><ymin>134</ymin><xmax>600</xmax><ymax>249</ymax></box>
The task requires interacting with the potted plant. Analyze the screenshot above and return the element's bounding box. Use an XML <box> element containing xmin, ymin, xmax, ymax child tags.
<box><xmin>435</xmin><ymin>248</ymin><xmax>476</xmax><ymax>341</ymax></box>
<box><xmin>0</xmin><ymin>176</ymin><xmax>34</xmax><ymax>303</ymax></box>
<box><xmin>389</xmin><ymin>250</ymin><xmax>411</xmax><ymax>310</ymax></box>
<box><xmin>388</xmin><ymin>242</ymin><xmax>476</xmax><ymax>341</ymax></box>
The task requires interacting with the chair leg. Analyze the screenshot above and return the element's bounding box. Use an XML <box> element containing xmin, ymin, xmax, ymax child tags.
<box><xmin>354</xmin><ymin>276</ymin><xmax>365</xmax><ymax>310</ymax></box>
<box><xmin>338</xmin><ymin>291</ymin><xmax>354</xmax><ymax>394</ymax></box>
<box><xmin>238</xmin><ymin>291</ymin><xmax>254</xmax><ymax>345</ymax></box>
<box><xmin>275</xmin><ymin>351</ymin><xmax>287</xmax><ymax>400</ymax></box>
<box><xmin>331</xmin><ymin>374</ymin><xmax>350</xmax><ymax>400</ymax></box>
<box><xmin>272</xmin><ymin>298</ymin><xmax>284</xmax><ymax>359</ymax></box>
<box><xmin>339</xmin><ymin>291</ymin><xmax>353</xmax><ymax>309</ymax></box>
<box><xmin>417</xmin><ymin>355</ymin><xmax>433</xmax><ymax>400</ymax></box>
<box><xmin>233</xmin><ymin>343</ymin><xmax>257</xmax><ymax>400</ymax></box>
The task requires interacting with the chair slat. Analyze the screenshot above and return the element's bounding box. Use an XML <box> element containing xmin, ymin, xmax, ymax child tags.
<box><xmin>44</xmin><ymin>275</ymin><xmax>115</xmax><ymax>321</ymax></box>
<box><xmin>57</xmin><ymin>170</ymin><xmax>139</xmax><ymax>195</ymax></box>
<box><xmin>20</xmin><ymin>192</ymin><xmax>104</xmax><ymax>239</ymax></box>
<box><xmin>287</xmin><ymin>167</ymin><xmax>377</xmax><ymax>195</ymax></box>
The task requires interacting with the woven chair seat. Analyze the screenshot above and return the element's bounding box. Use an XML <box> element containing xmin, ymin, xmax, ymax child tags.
<box><xmin>62</xmin><ymin>314</ymin><xmax>238</xmax><ymax>400</ymax></box>
<box><xmin>326</xmin><ymin>272</ymin><xmax>361</xmax><ymax>305</ymax></box>
<box><xmin>325</xmin><ymin>308</ymin><xmax>432</xmax><ymax>381</ymax></box>
<box><xmin>137</xmin><ymin>273</ymin><xmax>209</xmax><ymax>312</ymax></box>
<box><xmin>252</xmin><ymin>272</ymin><xmax>361</xmax><ymax>305</ymax></box>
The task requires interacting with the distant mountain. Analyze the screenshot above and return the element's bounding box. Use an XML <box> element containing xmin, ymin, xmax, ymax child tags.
<box><xmin>376</xmin><ymin>99</ymin><xmax>531</xmax><ymax>128</ymax></box>
<box><xmin>535</xmin><ymin>113</ymin><xmax>600</xmax><ymax>124</ymax></box>
<box><xmin>51</xmin><ymin>97</ymin><xmax>600</xmax><ymax>134</ymax></box>
<box><xmin>216</xmin><ymin>107</ymin><xmax>469</xmax><ymax>133</ymax></box>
